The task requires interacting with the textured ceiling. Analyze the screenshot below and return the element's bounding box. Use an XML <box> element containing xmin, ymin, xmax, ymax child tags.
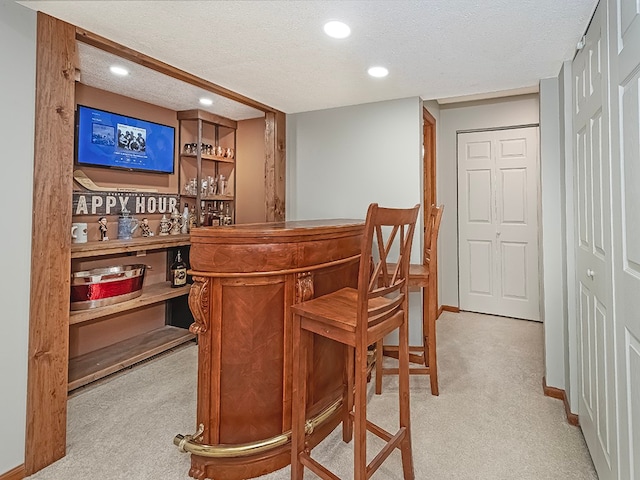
<box><xmin>20</xmin><ymin>0</ymin><xmax>597</xmax><ymax>115</ymax></box>
<box><xmin>77</xmin><ymin>43</ymin><xmax>265</xmax><ymax>121</ymax></box>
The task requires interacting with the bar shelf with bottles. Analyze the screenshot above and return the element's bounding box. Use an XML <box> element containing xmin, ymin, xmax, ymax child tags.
<box><xmin>177</xmin><ymin>109</ymin><xmax>237</xmax><ymax>227</ymax></box>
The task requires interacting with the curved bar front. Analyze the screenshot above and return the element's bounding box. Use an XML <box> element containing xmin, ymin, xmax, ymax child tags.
<box><xmin>183</xmin><ymin>220</ymin><xmax>364</xmax><ymax>480</ymax></box>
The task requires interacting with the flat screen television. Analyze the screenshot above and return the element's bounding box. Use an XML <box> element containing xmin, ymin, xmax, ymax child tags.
<box><xmin>75</xmin><ymin>105</ymin><xmax>175</xmax><ymax>174</ymax></box>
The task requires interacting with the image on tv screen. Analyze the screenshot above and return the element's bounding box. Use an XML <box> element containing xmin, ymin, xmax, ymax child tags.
<box><xmin>76</xmin><ymin>105</ymin><xmax>175</xmax><ymax>174</ymax></box>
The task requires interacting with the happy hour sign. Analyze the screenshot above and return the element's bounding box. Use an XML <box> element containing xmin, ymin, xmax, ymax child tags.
<box><xmin>73</xmin><ymin>192</ymin><xmax>180</xmax><ymax>216</ymax></box>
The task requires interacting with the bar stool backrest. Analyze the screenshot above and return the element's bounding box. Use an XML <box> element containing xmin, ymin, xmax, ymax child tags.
<box><xmin>357</xmin><ymin>203</ymin><xmax>420</xmax><ymax>338</ymax></box>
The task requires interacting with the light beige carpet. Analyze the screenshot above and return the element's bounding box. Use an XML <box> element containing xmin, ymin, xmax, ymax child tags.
<box><xmin>27</xmin><ymin>311</ymin><xmax>597</xmax><ymax>480</ymax></box>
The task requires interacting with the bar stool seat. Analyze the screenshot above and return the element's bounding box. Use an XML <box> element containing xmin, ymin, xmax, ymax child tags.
<box><xmin>290</xmin><ymin>203</ymin><xmax>420</xmax><ymax>480</ymax></box>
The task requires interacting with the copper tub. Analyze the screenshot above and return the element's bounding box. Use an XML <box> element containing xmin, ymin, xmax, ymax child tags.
<box><xmin>70</xmin><ymin>264</ymin><xmax>146</xmax><ymax>310</ymax></box>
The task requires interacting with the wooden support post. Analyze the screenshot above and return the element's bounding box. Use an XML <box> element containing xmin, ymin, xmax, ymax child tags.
<box><xmin>25</xmin><ymin>12</ymin><xmax>76</xmax><ymax>475</ymax></box>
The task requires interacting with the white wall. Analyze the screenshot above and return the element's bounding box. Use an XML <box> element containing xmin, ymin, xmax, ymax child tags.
<box><xmin>539</xmin><ymin>77</ymin><xmax>567</xmax><ymax>390</ymax></box>
<box><xmin>0</xmin><ymin>1</ymin><xmax>36</xmax><ymax>474</ymax></box>
<box><xmin>437</xmin><ymin>94</ymin><xmax>540</xmax><ymax>307</ymax></box>
<box><xmin>287</xmin><ymin>97</ymin><xmax>425</xmax><ymax>342</ymax></box>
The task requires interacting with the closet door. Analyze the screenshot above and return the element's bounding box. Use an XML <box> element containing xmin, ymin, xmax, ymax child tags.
<box><xmin>609</xmin><ymin>0</ymin><xmax>640</xmax><ymax>477</ymax></box>
<box><xmin>457</xmin><ymin>127</ymin><xmax>540</xmax><ymax>321</ymax></box>
<box><xmin>573</xmin><ymin>3</ymin><xmax>617</xmax><ymax>478</ymax></box>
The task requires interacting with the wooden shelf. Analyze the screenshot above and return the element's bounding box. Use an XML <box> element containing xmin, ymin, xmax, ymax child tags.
<box><xmin>68</xmin><ymin>325</ymin><xmax>195</xmax><ymax>391</ymax></box>
<box><xmin>71</xmin><ymin>234</ymin><xmax>190</xmax><ymax>259</ymax></box>
<box><xmin>181</xmin><ymin>194</ymin><xmax>235</xmax><ymax>202</ymax></box>
<box><xmin>180</xmin><ymin>152</ymin><xmax>235</xmax><ymax>164</ymax></box>
<box><xmin>69</xmin><ymin>283</ymin><xmax>191</xmax><ymax>325</ymax></box>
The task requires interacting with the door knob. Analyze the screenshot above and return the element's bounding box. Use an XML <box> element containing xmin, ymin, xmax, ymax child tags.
<box><xmin>587</xmin><ymin>269</ymin><xmax>595</xmax><ymax>279</ymax></box>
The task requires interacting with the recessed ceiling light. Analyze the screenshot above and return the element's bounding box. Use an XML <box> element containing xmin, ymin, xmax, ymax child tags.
<box><xmin>367</xmin><ymin>66</ymin><xmax>389</xmax><ymax>78</ymax></box>
<box><xmin>109</xmin><ymin>65</ymin><xmax>129</xmax><ymax>76</ymax></box>
<box><xmin>199</xmin><ymin>98</ymin><xmax>213</xmax><ymax>106</ymax></box>
<box><xmin>324</xmin><ymin>21</ymin><xmax>351</xmax><ymax>39</ymax></box>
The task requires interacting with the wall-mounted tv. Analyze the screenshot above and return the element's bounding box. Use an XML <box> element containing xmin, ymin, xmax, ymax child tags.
<box><xmin>75</xmin><ymin>105</ymin><xmax>175</xmax><ymax>174</ymax></box>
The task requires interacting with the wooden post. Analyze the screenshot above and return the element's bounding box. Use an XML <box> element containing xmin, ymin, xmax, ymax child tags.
<box><xmin>265</xmin><ymin>111</ymin><xmax>286</xmax><ymax>222</ymax></box>
<box><xmin>25</xmin><ymin>12</ymin><xmax>76</xmax><ymax>474</ymax></box>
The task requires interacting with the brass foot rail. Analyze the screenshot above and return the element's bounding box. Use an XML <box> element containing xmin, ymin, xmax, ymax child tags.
<box><xmin>174</xmin><ymin>397</ymin><xmax>342</xmax><ymax>458</ymax></box>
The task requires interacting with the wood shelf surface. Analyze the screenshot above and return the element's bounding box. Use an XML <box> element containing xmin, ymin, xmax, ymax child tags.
<box><xmin>181</xmin><ymin>194</ymin><xmax>235</xmax><ymax>202</ymax></box>
<box><xmin>180</xmin><ymin>152</ymin><xmax>235</xmax><ymax>164</ymax></box>
<box><xmin>71</xmin><ymin>234</ymin><xmax>190</xmax><ymax>259</ymax></box>
<box><xmin>69</xmin><ymin>283</ymin><xmax>191</xmax><ymax>325</ymax></box>
<box><xmin>68</xmin><ymin>325</ymin><xmax>195</xmax><ymax>391</ymax></box>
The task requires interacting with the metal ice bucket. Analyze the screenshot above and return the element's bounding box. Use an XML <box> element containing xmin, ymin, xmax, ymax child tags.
<box><xmin>70</xmin><ymin>264</ymin><xmax>146</xmax><ymax>310</ymax></box>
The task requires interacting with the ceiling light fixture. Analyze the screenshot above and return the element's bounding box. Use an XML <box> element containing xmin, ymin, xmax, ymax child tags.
<box><xmin>109</xmin><ymin>65</ymin><xmax>129</xmax><ymax>76</ymax></box>
<box><xmin>199</xmin><ymin>98</ymin><xmax>213</xmax><ymax>106</ymax></box>
<box><xmin>367</xmin><ymin>66</ymin><xmax>389</xmax><ymax>78</ymax></box>
<box><xmin>324</xmin><ymin>21</ymin><xmax>351</xmax><ymax>39</ymax></box>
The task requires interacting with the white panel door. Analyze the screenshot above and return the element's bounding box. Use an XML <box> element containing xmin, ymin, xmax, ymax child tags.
<box><xmin>573</xmin><ymin>3</ymin><xmax>617</xmax><ymax>478</ymax></box>
<box><xmin>609</xmin><ymin>0</ymin><xmax>640</xmax><ymax>478</ymax></box>
<box><xmin>458</xmin><ymin>127</ymin><xmax>540</xmax><ymax>321</ymax></box>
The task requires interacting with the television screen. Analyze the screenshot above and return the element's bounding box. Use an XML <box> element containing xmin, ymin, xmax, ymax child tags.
<box><xmin>76</xmin><ymin>105</ymin><xmax>175</xmax><ymax>174</ymax></box>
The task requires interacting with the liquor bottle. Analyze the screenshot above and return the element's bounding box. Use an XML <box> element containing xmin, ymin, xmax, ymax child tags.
<box><xmin>205</xmin><ymin>204</ymin><xmax>214</xmax><ymax>226</ymax></box>
<box><xmin>170</xmin><ymin>250</ymin><xmax>187</xmax><ymax>288</ymax></box>
<box><xmin>210</xmin><ymin>201</ymin><xmax>220</xmax><ymax>226</ymax></box>
<box><xmin>223</xmin><ymin>202</ymin><xmax>233</xmax><ymax>225</ymax></box>
<box><xmin>181</xmin><ymin>203</ymin><xmax>189</xmax><ymax>234</ymax></box>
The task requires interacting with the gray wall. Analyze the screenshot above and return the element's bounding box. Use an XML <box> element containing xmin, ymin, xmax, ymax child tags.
<box><xmin>558</xmin><ymin>60</ymin><xmax>578</xmax><ymax>411</ymax></box>
<box><xmin>539</xmin><ymin>77</ymin><xmax>567</xmax><ymax>390</ymax></box>
<box><xmin>286</xmin><ymin>97</ymin><xmax>425</xmax><ymax>343</ymax></box>
<box><xmin>0</xmin><ymin>1</ymin><xmax>36</xmax><ymax>473</ymax></box>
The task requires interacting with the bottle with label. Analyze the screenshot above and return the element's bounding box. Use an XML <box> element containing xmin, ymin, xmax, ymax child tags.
<box><xmin>170</xmin><ymin>250</ymin><xmax>187</xmax><ymax>288</ymax></box>
<box><xmin>223</xmin><ymin>202</ymin><xmax>233</xmax><ymax>225</ymax></box>
<box><xmin>210</xmin><ymin>201</ymin><xmax>220</xmax><ymax>226</ymax></box>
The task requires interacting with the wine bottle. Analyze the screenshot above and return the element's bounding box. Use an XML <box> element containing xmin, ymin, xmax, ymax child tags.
<box><xmin>170</xmin><ymin>250</ymin><xmax>187</xmax><ymax>288</ymax></box>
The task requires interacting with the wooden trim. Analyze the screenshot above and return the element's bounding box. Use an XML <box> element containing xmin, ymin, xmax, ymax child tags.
<box><xmin>176</xmin><ymin>109</ymin><xmax>237</xmax><ymax>130</ymax></box>
<box><xmin>264</xmin><ymin>111</ymin><xmax>286</xmax><ymax>221</ymax></box>
<box><xmin>25</xmin><ymin>12</ymin><xmax>77</xmax><ymax>475</ymax></box>
<box><xmin>75</xmin><ymin>28</ymin><xmax>277</xmax><ymax>114</ymax></box>
<box><xmin>423</xmin><ymin>107</ymin><xmax>436</xmax><ymax>207</ymax></box>
<box><xmin>441</xmin><ymin>305</ymin><xmax>460</xmax><ymax>314</ymax></box>
<box><xmin>422</xmin><ymin>107</ymin><xmax>438</xmax><ymax>325</ymax></box>
<box><xmin>0</xmin><ymin>465</ymin><xmax>25</xmax><ymax>480</ymax></box>
<box><xmin>542</xmin><ymin>377</ymin><xmax>579</xmax><ymax>426</ymax></box>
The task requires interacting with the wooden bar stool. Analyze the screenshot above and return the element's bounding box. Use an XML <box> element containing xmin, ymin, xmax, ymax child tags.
<box><xmin>290</xmin><ymin>203</ymin><xmax>420</xmax><ymax>480</ymax></box>
<box><xmin>375</xmin><ymin>204</ymin><xmax>443</xmax><ymax>396</ymax></box>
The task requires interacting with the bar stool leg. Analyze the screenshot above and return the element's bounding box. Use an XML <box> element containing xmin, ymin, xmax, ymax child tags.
<box><xmin>354</xmin><ymin>343</ymin><xmax>368</xmax><ymax>480</ymax></box>
<box><xmin>343</xmin><ymin>345</ymin><xmax>354</xmax><ymax>443</ymax></box>
<box><xmin>398</xmin><ymin>315</ymin><xmax>415</xmax><ymax>480</ymax></box>
<box><xmin>291</xmin><ymin>313</ymin><xmax>308</xmax><ymax>480</ymax></box>
<box><xmin>426</xmin><ymin>283</ymin><xmax>439</xmax><ymax>396</ymax></box>
<box><xmin>374</xmin><ymin>340</ymin><xmax>383</xmax><ymax>394</ymax></box>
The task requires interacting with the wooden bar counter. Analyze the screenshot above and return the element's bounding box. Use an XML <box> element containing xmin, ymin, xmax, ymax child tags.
<box><xmin>177</xmin><ymin>220</ymin><xmax>364</xmax><ymax>480</ymax></box>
